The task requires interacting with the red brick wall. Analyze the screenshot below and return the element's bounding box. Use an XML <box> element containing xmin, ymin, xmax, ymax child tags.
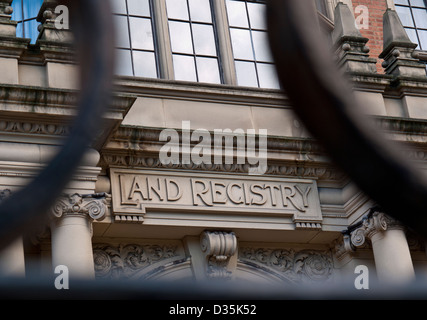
<box><xmin>351</xmin><ymin>0</ymin><xmax>388</xmax><ymax>73</ymax></box>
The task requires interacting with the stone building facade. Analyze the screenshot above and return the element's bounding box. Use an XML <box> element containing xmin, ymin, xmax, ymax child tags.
<box><xmin>0</xmin><ymin>0</ymin><xmax>426</xmax><ymax>294</ymax></box>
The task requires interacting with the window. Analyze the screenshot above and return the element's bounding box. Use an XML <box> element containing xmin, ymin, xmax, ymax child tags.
<box><xmin>395</xmin><ymin>0</ymin><xmax>427</xmax><ymax>50</ymax></box>
<box><xmin>111</xmin><ymin>0</ymin><xmax>159</xmax><ymax>78</ymax></box>
<box><xmin>165</xmin><ymin>0</ymin><xmax>222</xmax><ymax>84</ymax></box>
<box><xmin>11</xmin><ymin>0</ymin><xmax>43</xmax><ymax>44</ymax></box>
<box><xmin>225</xmin><ymin>0</ymin><xmax>280</xmax><ymax>89</ymax></box>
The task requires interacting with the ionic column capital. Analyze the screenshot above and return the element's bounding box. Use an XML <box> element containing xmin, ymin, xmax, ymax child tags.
<box><xmin>350</xmin><ymin>211</ymin><xmax>404</xmax><ymax>248</ymax></box>
<box><xmin>50</xmin><ymin>193</ymin><xmax>108</xmax><ymax>221</ymax></box>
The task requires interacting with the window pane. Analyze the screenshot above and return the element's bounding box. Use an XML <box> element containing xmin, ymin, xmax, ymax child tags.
<box><xmin>115</xmin><ymin>49</ymin><xmax>133</xmax><ymax>76</ymax></box>
<box><xmin>129</xmin><ymin>17</ymin><xmax>154</xmax><ymax>50</ymax></box>
<box><xmin>257</xmin><ymin>63</ymin><xmax>280</xmax><ymax>89</ymax></box>
<box><xmin>405</xmin><ymin>28</ymin><xmax>420</xmax><ymax>47</ymax></box>
<box><xmin>419</xmin><ymin>29</ymin><xmax>427</xmax><ymax>50</ymax></box>
<box><xmin>110</xmin><ymin>0</ymin><xmax>127</xmax><ymax>14</ymax></box>
<box><xmin>189</xmin><ymin>0</ymin><xmax>212</xmax><ymax>23</ymax></box>
<box><xmin>247</xmin><ymin>2</ymin><xmax>267</xmax><ymax>30</ymax></box>
<box><xmin>166</xmin><ymin>0</ymin><xmax>189</xmax><ymax>20</ymax></box>
<box><xmin>127</xmin><ymin>0</ymin><xmax>151</xmax><ymax>16</ymax></box>
<box><xmin>192</xmin><ymin>24</ymin><xmax>217</xmax><ymax>56</ymax></box>
<box><xmin>395</xmin><ymin>0</ymin><xmax>409</xmax><ymax>4</ymax></box>
<box><xmin>169</xmin><ymin>21</ymin><xmax>194</xmax><ymax>54</ymax></box>
<box><xmin>133</xmin><ymin>51</ymin><xmax>157</xmax><ymax>78</ymax></box>
<box><xmin>252</xmin><ymin>31</ymin><xmax>273</xmax><ymax>62</ymax></box>
<box><xmin>410</xmin><ymin>0</ymin><xmax>426</xmax><ymax>7</ymax></box>
<box><xmin>196</xmin><ymin>57</ymin><xmax>221</xmax><ymax>83</ymax></box>
<box><xmin>226</xmin><ymin>0</ymin><xmax>249</xmax><ymax>28</ymax></box>
<box><xmin>396</xmin><ymin>6</ymin><xmax>415</xmax><ymax>27</ymax></box>
<box><xmin>230</xmin><ymin>28</ymin><xmax>254</xmax><ymax>60</ymax></box>
<box><xmin>413</xmin><ymin>8</ymin><xmax>427</xmax><ymax>28</ymax></box>
<box><xmin>113</xmin><ymin>15</ymin><xmax>130</xmax><ymax>48</ymax></box>
<box><xmin>235</xmin><ymin>61</ymin><xmax>258</xmax><ymax>87</ymax></box>
<box><xmin>173</xmin><ymin>55</ymin><xmax>197</xmax><ymax>81</ymax></box>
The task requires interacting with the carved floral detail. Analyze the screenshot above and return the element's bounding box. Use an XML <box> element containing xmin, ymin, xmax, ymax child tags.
<box><xmin>51</xmin><ymin>193</ymin><xmax>107</xmax><ymax>220</ymax></box>
<box><xmin>93</xmin><ymin>244</ymin><xmax>178</xmax><ymax>279</ymax></box>
<box><xmin>239</xmin><ymin>248</ymin><xmax>333</xmax><ymax>283</ymax></box>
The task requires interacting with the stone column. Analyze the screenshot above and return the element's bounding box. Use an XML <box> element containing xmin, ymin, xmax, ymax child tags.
<box><xmin>0</xmin><ymin>189</ymin><xmax>25</xmax><ymax>278</ymax></box>
<box><xmin>50</xmin><ymin>193</ymin><xmax>107</xmax><ymax>279</ymax></box>
<box><xmin>350</xmin><ymin>211</ymin><xmax>415</xmax><ymax>284</ymax></box>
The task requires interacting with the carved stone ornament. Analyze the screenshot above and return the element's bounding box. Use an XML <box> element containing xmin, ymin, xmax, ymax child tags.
<box><xmin>200</xmin><ymin>231</ymin><xmax>237</xmax><ymax>279</ymax></box>
<box><xmin>239</xmin><ymin>248</ymin><xmax>333</xmax><ymax>283</ymax></box>
<box><xmin>93</xmin><ymin>244</ymin><xmax>178</xmax><ymax>279</ymax></box>
<box><xmin>350</xmin><ymin>211</ymin><xmax>402</xmax><ymax>248</ymax></box>
<box><xmin>51</xmin><ymin>193</ymin><xmax>107</xmax><ymax>221</ymax></box>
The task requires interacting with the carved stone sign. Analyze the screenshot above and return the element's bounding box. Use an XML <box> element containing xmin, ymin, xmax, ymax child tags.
<box><xmin>110</xmin><ymin>169</ymin><xmax>322</xmax><ymax>225</ymax></box>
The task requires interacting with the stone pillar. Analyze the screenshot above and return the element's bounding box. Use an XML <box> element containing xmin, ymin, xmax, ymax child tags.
<box><xmin>0</xmin><ymin>189</ymin><xmax>25</xmax><ymax>278</ymax></box>
<box><xmin>350</xmin><ymin>211</ymin><xmax>415</xmax><ymax>284</ymax></box>
<box><xmin>0</xmin><ymin>0</ymin><xmax>30</xmax><ymax>84</ymax></box>
<box><xmin>332</xmin><ymin>2</ymin><xmax>377</xmax><ymax>74</ymax></box>
<box><xmin>50</xmin><ymin>193</ymin><xmax>107</xmax><ymax>279</ymax></box>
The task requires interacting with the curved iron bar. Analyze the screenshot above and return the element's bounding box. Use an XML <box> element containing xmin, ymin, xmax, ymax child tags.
<box><xmin>0</xmin><ymin>0</ymin><xmax>115</xmax><ymax>251</ymax></box>
<box><xmin>266</xmin><ymin>0</ymin><xmax>427</xmax><ymax>237</ymax></box>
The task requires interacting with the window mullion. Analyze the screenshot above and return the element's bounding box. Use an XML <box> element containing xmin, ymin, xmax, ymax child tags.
<box><xmin>152</xmin><ymin>0</ymin><xmax>175</xmax><ymax>79</ymax></box>
<box><xmin>213</xmin><ymin>0</ymin><xmax>238</xmax><ymax>85</ymax></box>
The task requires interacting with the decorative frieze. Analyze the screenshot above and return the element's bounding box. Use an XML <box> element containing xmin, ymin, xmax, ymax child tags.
<box><xmin>239</xmin><ymin>247</ymin><xmax>333</xmax><ymax>283</ymax></box>
<box><xmin>103</xmin><ymin>154</ymin><xmax>342</xmax><ymax>182</ymax></box>
<box><xmin>51</xmin><ymin>193</ymin><xmax>107</xmax><ymax>221</ymax></box>
<box><xmin>93</xmin><ymin>243</ymin><xmax>179</xmax><ymax>280</ymax></box>
<box><xmin>200</xmin><ymin>231</ymin><xmax>237</xmax><ymax>279</ymax></box>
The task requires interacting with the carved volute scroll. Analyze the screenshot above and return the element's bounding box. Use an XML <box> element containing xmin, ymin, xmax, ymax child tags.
<box><xmin>200</xmin><ymin>231</ymin><xmax>237</xmax><ymax>279</ymax></box>
<box><xmin>51</xmin><ymin>193</ymin><xmax>107</xmax><ymax>221</ymax></box>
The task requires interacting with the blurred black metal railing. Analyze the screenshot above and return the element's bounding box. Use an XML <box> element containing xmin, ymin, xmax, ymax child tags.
<box><xmin>1</xmin><ymin>0</ymin><xmax>427</xmax><ymax>299</ymax></box>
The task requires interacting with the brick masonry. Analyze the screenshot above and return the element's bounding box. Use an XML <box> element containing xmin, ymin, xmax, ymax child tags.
<box><xmin>351</xmin><ymin>0</ymin><xmax>388</xmax><ymax>73</ymax></box>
